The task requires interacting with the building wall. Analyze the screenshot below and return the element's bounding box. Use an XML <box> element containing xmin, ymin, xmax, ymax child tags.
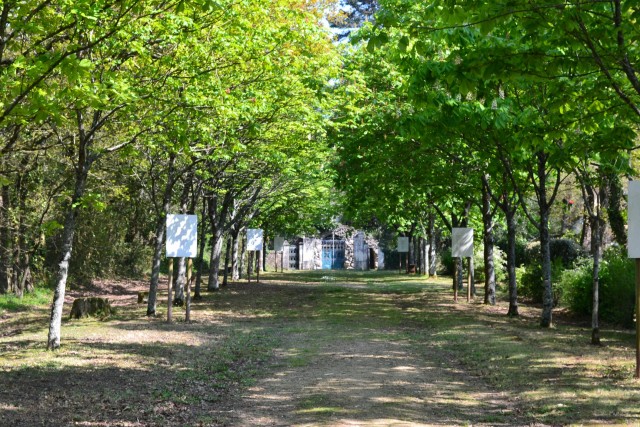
<box><xmin>378</xmin><ymin>249</ymin><xmax>385</xmax><ymax>269</ymax></box>
<box><xmin>270</xmin><ymin>227</ymin><xmax>380</xmax><ymax>271</ymax></box>
<box><xmin>353</xmin><ymin>232</ymin><xmax>369</xmax><ymax>271</ymax></box>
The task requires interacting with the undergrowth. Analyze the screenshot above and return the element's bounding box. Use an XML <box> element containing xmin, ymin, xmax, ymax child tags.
<box><xmin>0</xmin><ymin>287</ymin><xmax>52</xmax><ymax>315</ymax></box>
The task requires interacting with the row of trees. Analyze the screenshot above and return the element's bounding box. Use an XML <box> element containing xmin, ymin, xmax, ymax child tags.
<box><xmin>0</xmin><ymin>0</ymin><xmax>341</xmax><ymax>349</ymax></box>
<box><xmin>332</xmin><ymin>0</ymin><xmax>639</xmax><ymax>343</ymax></box>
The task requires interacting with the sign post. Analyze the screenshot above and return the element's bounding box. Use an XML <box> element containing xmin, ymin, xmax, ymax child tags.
<box><xmin>452</xmin><ymin>228</ymin><xmax>474</xmax><ymax>303</ymax></box>
<box><xmin>627</xmin><ymin>181</ymin><xmax>640</xmax><ymax>378</ymax></box>
<box><xmin>166</xmin><ymin>214</ymin><xmax>198</xmax><ymax>323</ymax></box>
<box><xmin>186</xmin><ymin>258</ymin><xmax>192</xmax><ymax>323</ymax></box>
<box><xmin>397</xmin><ymin>237</ymin><xmax>409</xmax><ymax>274</ymax></box>
<box><xmin>247</xmin><ymin>229</ymin><xmax>263</xmax><ymax>284</ymax></box>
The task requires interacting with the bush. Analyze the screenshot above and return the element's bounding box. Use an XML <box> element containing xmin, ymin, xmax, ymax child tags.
<box><xmin>523</xmin><ymin>238</ymin><xmax>584</xmax><ymax>267</ymax></box>
<box><xmin>558</xmin><ymin>259</ymin><xmax>592</xmax><ymax>316</ymax></box>
<box><xmin>438</xmin><ymin>248</ymin><xmax>454</xmax><ymax>276</ymax></box>
<box><xmin>473</xmin><ymin>243</ymin><xmax>507</xmax><ymax>284</ymax></box>
<box><xmin>439</xmin><ymin>242</ymin><xmax>507</xmax><ymax>284</ymax></box>
<box><xmin>517</xmin><ymin>257</ymin><xmax>566</xmax><ymax>304</ymax></box>
<box><xmin>560</xmin><ymin>248</ymin><xmax>635</xmax><ymax>327</ymax></box>
<box><xmin>517</xmin><ymin>238</ymin><xmax>585</xmax><ymax>305</ymax></box>
<box><xmin>495</xmin><ymin>236</ymin><xmax>527</xmax><ymax>267</ymax></box>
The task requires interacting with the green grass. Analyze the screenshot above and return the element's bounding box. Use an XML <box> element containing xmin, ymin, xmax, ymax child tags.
<box><xmin>2</xmin><ymin>271</ymin><xmax>640</xmax><ymax>426</ymax></box>
<box><xmin>0</xmin><ymin>286</ymin><xmax>52</xmax><ymax>315</ymax></box>
<box><xmin>261</xmin><ymin>268</ymin><xmax>426</xmax><ymax>285</ymax></box>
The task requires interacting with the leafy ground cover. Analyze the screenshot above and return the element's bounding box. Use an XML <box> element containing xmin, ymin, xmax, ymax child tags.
<box><xmin>1</xmin><ymin>271</ymin><xmax>639</xmax><ymax>426</ymax></box>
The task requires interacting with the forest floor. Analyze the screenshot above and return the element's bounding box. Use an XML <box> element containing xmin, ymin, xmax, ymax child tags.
<box><xmin>1</xmin><ymin>271</ymin><xmax>640</xmax><ymax>426</ymax></box>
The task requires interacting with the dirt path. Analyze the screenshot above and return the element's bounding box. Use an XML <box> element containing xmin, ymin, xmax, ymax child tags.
<box><xmin>228</xmin><ymin>323</ymin><xmax>521</xmax><ymax>426</ymax></box>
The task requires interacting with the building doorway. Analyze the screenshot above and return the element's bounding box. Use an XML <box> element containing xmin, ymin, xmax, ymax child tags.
<box><xmin>322</xmin><ymin>239</ymin><xmax>345</xmax><ymax>269</ymax></box>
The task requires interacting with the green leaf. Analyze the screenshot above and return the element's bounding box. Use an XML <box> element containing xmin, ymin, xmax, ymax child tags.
<box><xmin>78</xmin><ymin>59</ymin><xmax>93</xmax><ymax>69</ymax></box>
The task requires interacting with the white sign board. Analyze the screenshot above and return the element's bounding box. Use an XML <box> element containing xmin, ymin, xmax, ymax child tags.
<box><xmin>274</xmin><ymin>236</ymin><xmax>285</xmax><ymax>252</ymax></box>
<box><xmin>397</xmin><ymin>237</ymin><xmax>409</xmax><ymax>253</ymax></box>
<box><xmin>452</xmin><ymin>228</ymin><xmax>474</xmax><ymax>258</ymax></box>
<box><xmin>628</xmin><ymin>181</ymin><xmax>640</xmax><ymax>258</ymax></box>
<box><xmin>247</xmin><ymin>229</ymin><xmax>263</xmax><ymax>251</ymax></box>
<box><xmin>166</xmin><ymin>214</ymin><xmax>198</xmax><ymax>258</ymax></box>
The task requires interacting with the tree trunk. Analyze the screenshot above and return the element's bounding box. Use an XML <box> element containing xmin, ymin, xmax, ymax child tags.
<box><xmin>580</xmin><ymin>208</ymin><xmax>589</xmax><ymax>249</ymax></box>
<box><xmin>207</xmin><ymin>231</ymin><xmax>223</xmax><ymax>291</ymax></box>
<box><xmin>456</xmin><ymin>257</ymin><xmax>463</xmax><ymax>291</ymax></box>
<box><xmin>408</xmin><ymin>223</ymin><xmax>416</xmax><ymax>268</ymax></box>
<box><xmin>172</xmin><ymin>174</ymin><xmax>192</xmax><ymax>306</ymax></box>
<box><xmin>428</xmin><ymin>213</ymin><xmax>437</xmax><ymax>277</ymax></box>
<box><xmin>531</xmin><ymin>151</ymin><xmax>556</xmax><ymax>328</ymax></box>
<box><xmin>590</xmin><ymin>212</ymin><xmax>602</xmax><ymax>345</ymax></box>
<box><xmin>255</xmin><ymin>249</ymin><xmax>260</xmax><ymax>276</ymax></box>
<box><xmin>173</xmin><ymin>256</ymin><xmax>186</xmax><ymax>306</ymax></box>
<box><xmin>417</xmin><ymin>237</ymin><xmax>422</xmax><ymax>275</ymax></box>
<box><xmin>482</xmin><ymin>175</ymin><xmax>496</xmax><ymax>305</ymax></box>
<box><xmin>263</xmin><ymin>239</ymin><xmax>267</xmax><ymax>272</ymax></box>
<box><xmin>589</xmin><ymin>178</ymin><xmax>608</xmax><ymax>345</ymax></box>
<box><xmin>469</xmin><ymin>256</ymin><xmax>476</xmax><ymax>297</ymax></box>
<box><xmin>506</xmin><ymin>210</ymin><xmax>519</xmax><ymax>316</ymax></box>
<box><xmin>47</xmin><ymin>146</ymin><xmax>91</xmax><ymax>350</ymax></box>
<box><xmin>605</xmin><ymin>171</ymin><xmax>626</xmax><ymax>247</ymax></box>
<box><xmin>147</xmin><ymin>153</ymin><xmax>176</xmax><ymax>317</ymax></box>
<box><xmin>147</xmin><ymin>214</ymin><xmax>166</xmax><ymax>316</ymax></box>
<box><xmin>539</xmin><ymin>205</ymin><xmax>553</xmax><ymax>327</ymax></box>
<box><xmin>239</xmin><ymin>231</ymin><xmax>246</xmax><ymax>279</ymax></box>
<box><xmin>0</xmin><ymin>184</ymin><xmax>10</xmax><ymax>294</ymax></box>
<box><xmin>194</xmin><ymin>199</ymin><xmax>207</xmax><ymax>300</ymax></box>
<box><xmin>16</xmin><ymin>173</ymin><xmax>33</xmax><ymax>295</ymax></box>
<box><xmin>231</xmin><ymin>228</ymin><xmax>240</xmax><ymax>280</ymax></box>
<box><xmin>223</xmin><ymin>236</ymin><xmax>231</xmax><ymax>286</ymax></box>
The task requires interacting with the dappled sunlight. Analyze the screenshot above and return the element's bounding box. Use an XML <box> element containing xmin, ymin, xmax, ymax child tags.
<box><xmin>3</xmin><ymin>270</ymin><xmax>640</xmax><ymax>425</ymax></box>
<box><xmin>234</xmin><ymin>335</ymin><xmax>517</xmax><ymax>426</ymax></box>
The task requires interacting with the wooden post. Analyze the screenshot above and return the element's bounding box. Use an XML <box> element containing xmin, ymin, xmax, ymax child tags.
<box><xmin>167</xmin><ymin>259</ymin><xmax>173</xmax><ymax>323</ymax></box>
<box><xmin>185</xmin><ymin>258</ymin><xmax>192</xmax><ymax>323</ymax></box>
<box><xmin>636</xmin><ymin>259</ymin><xmax>640</xmax><ymax>378</ymax></box>
<box><xmin>257</xmin><ymin>250</ymin><xmax>260</xmax><ymax>283</ymax></box>
<box><xmin>454</xmin><ymin>259</ymin><xmax>458</xmax><ymax>302</ymax></box>
<box><xmin>467</xmin><ymin>257</ymin><xmax>472</xmax><ymax>303</ymax></box>
<box><xmin>247</xmin><ymin>251</ymin><xmax>251</xmax><ymax>283</ymax></box>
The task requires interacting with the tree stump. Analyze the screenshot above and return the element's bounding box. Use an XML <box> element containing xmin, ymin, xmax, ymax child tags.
<box><xmin>137</xmin><ymin>292</ymin><xmax>149</xmax><ymax>304</ymax></box>
<box><xmin>69</xmin><ymin>297</ymin><xmax>113</xmax><ymax>319</ymax></box>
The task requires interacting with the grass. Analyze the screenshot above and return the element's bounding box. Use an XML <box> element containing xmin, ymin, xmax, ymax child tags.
<box><xmin>0</xmin><ymin>286</ymin><xmax>52</xmax><ymax>315</ymax></box>
<box><xmin>1</xmin><ymin>270</ymin><xmax>640</xmax><ymax>426</ymax></box>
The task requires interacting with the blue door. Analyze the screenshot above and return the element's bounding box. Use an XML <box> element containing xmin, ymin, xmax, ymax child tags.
<box><xmin>322</xmin><ymin>240</ymin><xmax>345</xmax><ymax>269</ymax></box>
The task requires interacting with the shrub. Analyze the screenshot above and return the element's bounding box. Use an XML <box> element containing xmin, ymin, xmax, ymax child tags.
<box><xmin>495</xmin><ymin>236</ymin><xmax>527</xmax><ymax>267</ymax></box>
<box><xmin>557</xmin><ymin>258</ymin><xmax>592</xmax><ymax>316</ymax></box>
<box><xmin>517</xmin><ymin>257</ymin><xmax>566</xmax><ymax>304</ymax></box>
<box><xmin>523</xmin><ymin>238</ymin><xmax>584</xmax><ymax>268</ymax></box>
<box><xmin>473</xmin><ymin>243</ymin><xmax>507</xmax><ymax>284</ymax></box>
<box><xmin>560</xmin><ymin>248</ymin><xmax>635</xmax><ymax>327</ymax></box>
<box><xmin>438</xmin><ymin>248</ymin><xmax>454</xmax><ymax>276</ymax></box>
